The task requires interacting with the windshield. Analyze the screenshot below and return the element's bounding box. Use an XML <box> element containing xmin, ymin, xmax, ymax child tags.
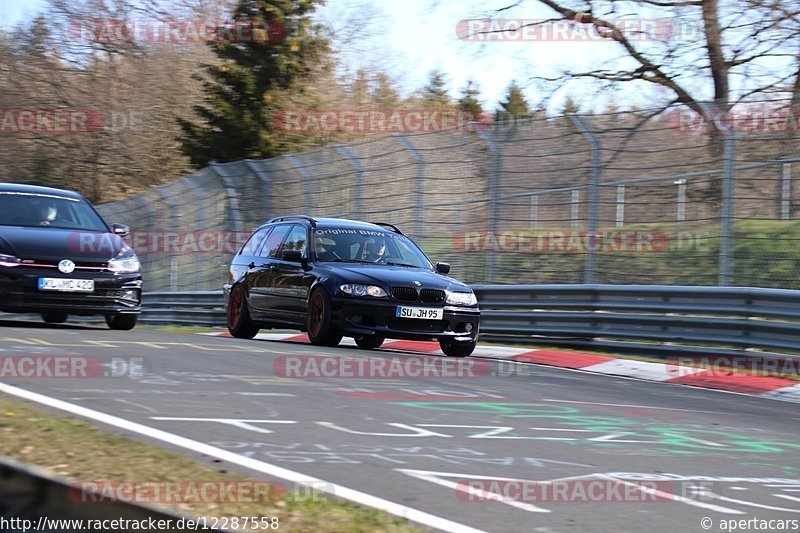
<box><xmin>313</xmin><ymin>227</ymin><xmax>432</xmax><ymax>269</ymax></box>
<box><xmin>0</xmin><ymin>192</ymin><xmax>108</xmax><ymax>231</ymax></box>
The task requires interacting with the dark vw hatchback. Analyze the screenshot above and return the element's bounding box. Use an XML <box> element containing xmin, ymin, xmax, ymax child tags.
<box><xmin>224</xmin><ymin>216</ymin><xmax>480</xmax><ymax>356</ymax></box>
<box><xmin>0</xmin><ymin>183</ymin><xmax>142</xmax><ymax>329</ymax></box>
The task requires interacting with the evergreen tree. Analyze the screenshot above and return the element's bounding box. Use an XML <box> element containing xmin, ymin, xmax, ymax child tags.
<box><xmin>457</xmin><ymin>79</ymin><xmax>482</xmax><ymax>120</ymax></box>
<box><xmin>562</xmin><ymin>95</ymin><xmax>580</xmax><ymax>115</ymax></box>
<box><xmin>179</xmin><ymin>0</ymin><xmax>328</xmax><ymax>167</ymax></box>
<box><xmin>496</xmin><ymin>81</ymin><xmax>532</xmax><ymax>121</ymax></box>
<box><xmin>419</xmin><ymin>70</ymin><xmax>450</xmax><ymax>109</ymax></box>
<box><xmin>371</xmin><ymin>71</ymin><xmax>400</xmax><ymax>108</ymax></box>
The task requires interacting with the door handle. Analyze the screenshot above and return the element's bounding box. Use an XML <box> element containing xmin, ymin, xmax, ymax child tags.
<box><xmin>248</xmin><ymin>262</ymin><xmax>256</xmax><ymax>269</ymax></box>
<box><xmin>269</xmin><ymin>264</ymin><xmax>279</xmax><ymax>272</ymax></box>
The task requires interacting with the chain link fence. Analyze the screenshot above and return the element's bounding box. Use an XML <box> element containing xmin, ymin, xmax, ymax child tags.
<box><xmin>95</xmin><ymin>103</ymin><xmax>800</xmax><ymax>291</ymax></box>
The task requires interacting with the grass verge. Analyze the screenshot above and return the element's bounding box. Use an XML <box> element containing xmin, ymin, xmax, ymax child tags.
<box><xmin>0</xmin><ymin>394</ymin><xmax>422</xmax><ymax>532</ymax></box>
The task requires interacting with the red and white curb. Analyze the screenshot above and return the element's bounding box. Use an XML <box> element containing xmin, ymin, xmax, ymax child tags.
<box><xmin>203</xmin><ymin>332</ymin><xmax>800</xmax><ymax>403</ymax></box>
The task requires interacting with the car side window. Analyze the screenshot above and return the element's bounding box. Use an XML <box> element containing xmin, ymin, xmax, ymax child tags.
<box><xmin>280</xmin><ymin>225</ymin><xmax>308</xmax><ymax>257</ymax></box>
<box><xmin>239</xmin><ymin>227</ymin><xmax>271</xmax><ymax>256</ymax></box>
<box><xmin>259</xmin><ymin>225</ymin><xmax>291</xmax><ymax>258</ymax></box>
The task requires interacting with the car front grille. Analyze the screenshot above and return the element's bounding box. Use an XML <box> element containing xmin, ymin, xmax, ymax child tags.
<box><xmin>392</xmin><ymin>287</ymin><xmax>418</xmax><ymax>302</ymax></box>
<box><xmin>387</xmin><ymin>318</ymin><xmax>447</xmax><ymax>333</ymax></box>
<box><xmin>420</xmin><ymin>289</ymin><xmax>445</xmax><ymax>303</ymax></box>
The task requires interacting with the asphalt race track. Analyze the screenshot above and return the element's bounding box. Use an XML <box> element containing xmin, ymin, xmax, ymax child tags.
<box><xmin>1</xmin><ymin>320</ymin><xmax>799</xmax><ymax>533</ymax></box>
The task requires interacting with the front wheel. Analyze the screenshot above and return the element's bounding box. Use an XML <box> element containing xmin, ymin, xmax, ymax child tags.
<box><xmin>439</xmin><ymin>339</ymin><xmax>476</xmax><ymax>357</ymax></box>
<box><xmin>42</xmin><ymin>313</ymin><xmax>68</xmax><ymax>324</ymax></box>
<box><xmin>354</xmin><ymin>336</ymin><xmax>384</xmax><ymax>350</ymax></box>
<box><xmin>227</xmin><ymin>285</ymin><xmax>259</xmax><ymax>339</ymax></box>
<box><xmin>105</xmin><ymin>313</ymin><xmax>138</xmax><ymax>331</ymax></box>
<box><xmin>307</xmin><ymin>289</ymin><xmax>342</xmax><ymax>347</ymax></box>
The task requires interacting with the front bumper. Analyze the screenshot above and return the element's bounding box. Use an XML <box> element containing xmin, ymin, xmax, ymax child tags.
<box><xmin>0</xmin><ymin>266</ymin><xmax>142</xmax><ymax>316</ymax></box>
<box><xmin>330</xmin><ymin>296</ymin><xmax>480</xmax><ymax>342</ymax></box>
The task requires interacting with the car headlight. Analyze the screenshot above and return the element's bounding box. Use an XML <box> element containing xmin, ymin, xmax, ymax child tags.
<box><xmin>108</xmin><ymin>254</ymin><xmax>141</xmax><ymax>273</ymax></box>
<box><xmin>446</xmin><ymin>291</ymin><xmax>477</xmax><ymax>306</ymax></box>
<box><xmin>340</xmin><ymin>284</ymin><xmax>387</xmax><ymax>298</ymax></box>
<box><xmin>0</xmin><ymin>254</ymin><xmax>20</xmax><ymax>267</ymax></box>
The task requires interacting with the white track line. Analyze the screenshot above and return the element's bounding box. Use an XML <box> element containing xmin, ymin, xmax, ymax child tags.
<box><xmin>0</xmin><ymin>382</ymin><xmax>485</xmax><ymax>533</ymax></box>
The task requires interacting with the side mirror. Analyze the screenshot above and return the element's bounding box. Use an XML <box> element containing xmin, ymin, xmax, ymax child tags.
<box><xmin>282</xmin><ymin>249</ymin><xmax>304</xmax><ymax>263</ymax></box>
<box><xmin>112</xmin><ymin>223</ymin><xmax>130</xmax><ymax>237</ymax></box>
<box><xmin>435</xmin><ymin>262</ymin><xmax>450</xmax><ymax>274</ymax></box>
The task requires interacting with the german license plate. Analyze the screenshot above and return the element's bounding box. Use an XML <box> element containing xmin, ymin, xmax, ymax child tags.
<box><xmin>38</xmin><ymin>278</ymin><xmax>95</xmax><ymax>292</ymax></box>
<box><xmin>396</xmin><ymin>306</ymin><xmax>443</xmax><ymax>320</ymax></box>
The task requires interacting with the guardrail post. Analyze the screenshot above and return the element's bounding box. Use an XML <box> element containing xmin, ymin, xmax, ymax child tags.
<box><xmin>476</xmin><ymin>129</ymin><xmax>502</xmax><ymax>283</ymax></box>
<box><xmin>394</xmin><ymin>134</ymin><xmax>425</xmax><ymax>238</ymax></box>
<box><xmin>719</xmin><ymin>132</ymin><xmax>737</xmax><ymax>286</ymax></box>
<box><xmin>569</xmin><ymin>114</ymin><xmax>601</xmax><ymax>284</ymax></box>
<box><xmin>781</xmin><ymin>163</ymin><xmax>791</xmax><ymax>220</ymax></box>
<box><xmin>284</xmin><ymin>154</ymin><xmax>313</xmax><ymax>214</ymax></box>
<box><xmin>336</xmin><ymin>146</ymin><xmax>363</xmax><ymax>219</ymax></box>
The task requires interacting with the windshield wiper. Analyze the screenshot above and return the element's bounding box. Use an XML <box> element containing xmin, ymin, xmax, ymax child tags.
<box><xmin>383</xmin><ymin>261</ymin><xmax>420</xmax><ymax>268</ymax></box>
<box><xmin>326</xmin><ymin>259</ymin><xmax>375</xmax><ymax>264</ymax></box>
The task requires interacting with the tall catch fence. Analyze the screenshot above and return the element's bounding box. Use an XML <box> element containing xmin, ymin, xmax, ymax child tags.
<box><xmin>96</xmin><ymin>102</ymin><xmax>800</xmax><ymax>291</ymax></box>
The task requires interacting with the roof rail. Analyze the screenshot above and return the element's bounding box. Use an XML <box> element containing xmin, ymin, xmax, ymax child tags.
<box><xmin>372</xmin><ymin>222</ymin><xmax>404</xmax><ymax>235</ymax></box>
<box><xmin>267</xmin><ymin>215</ymin><xmax>317</xmax><ymax>227</ymax></box>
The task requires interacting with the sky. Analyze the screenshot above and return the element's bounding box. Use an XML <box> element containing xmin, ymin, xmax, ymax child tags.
<box><xmin>0</xmin><ymin>0</ymin><xmax>741</xmax><ymax>113</ymax></box>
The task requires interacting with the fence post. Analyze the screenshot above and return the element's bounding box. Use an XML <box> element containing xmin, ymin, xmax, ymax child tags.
<box><xmin>615</xmin><ymin>185</ymin><xmax>625</xmax><ymax>227</ymax></box>
<box><xmin>157</xmin><ymin>185</ymin><xmax>182</xmax><ymax>291</ymax></box>
<box><xmin>244</xmin><ymin>159</ymin><xmax>271</xmax><ymax>221</ymax></box>
<box><xmin>180</xmin><ymin>176</ymin><xmax>206</xmax><ymax>289</ymax></box>
<box><xmin>781</xmin><ymin>163</ymin><xmax>792</xmax><ymax>220</ymax></box>
<box><xmin>284</xmin><ymin>155</ymin><xmax>313</xmax><ymax>214</ymax></box>
<box><xmin>569</xmin><ymin>114</ymin><xmax>601</xmax><ymax>284</ymax></box>
<box><xmin>208</xmin><ymin>162</ymin><xmax>244</xmax><ymax>233</ymax></box>
<box><xmin>675</xmin><ymin>179</ymin><xmax>687</xmax><ymax>224</ymax></box>
<box><xmin>570</xmin><ymin>190</ymin><xmax>581</xmax><ymax>228</ymax></box>
<box><xmin>394</xmin><ymin>134</ymin><xmax>424</xmax><ymax>238</ymax></box>
<box><xmin>476</xmin><ymin>129</ymin><xmax>501</xmax><ymax>283</ymax></box>
<box><xmin>134</xmin><ymin>196</ymin><xmax>161</xmax><ymax>290</ymax></box>
<box><xmin>530</xmin><ymin>195</ymin><xmax>538</xmax><ymax>227</ymax></box>
<box><xmin>719</xmin><ymin>132</ymin><xmax>737</xmax><ymax>286</ymax></box>
<box><xmin>336</xmin><ymin>146</ymin><xmax>363</xmax><ymax>219</ymax></box>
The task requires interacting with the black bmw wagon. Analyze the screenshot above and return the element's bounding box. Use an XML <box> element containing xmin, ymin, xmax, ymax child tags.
<box><xmin>0</xmin><ymin>183</ymin><xmax>142</xmax><ymax>329</ymax></box>
<box><xmin>224</xmin><ymin>216</ymin><xmax>479</xmax><ymax>356</ymax></box>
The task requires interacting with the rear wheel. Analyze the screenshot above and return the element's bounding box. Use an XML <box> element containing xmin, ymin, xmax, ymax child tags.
<box><xmin>307</xmin><ymin>289</ymin><xmax>342</xmax><ymax>347</ymax></box>
<box><xmin>41</xmin><ymin>313</ymin><xmax>68</xmax><ymax>324</ymax></box>
<box><xmin>354</xmin><ymin>336</ymin><xmax>384</xmax><ymax>350</ymax></box>
<box><xmin>439</xmin><ymin>339</ymin><xmax>476</xmax><ymax>357</ymax></box>
<box><xmin>105</xmin><ymin>313</ymin><xmax>138</xmax><ymax>331</ymax></box>
<box><xmin>227</xmin><ymin>285</ymin><xmax>259</xmax><ymax>339</ymax></box>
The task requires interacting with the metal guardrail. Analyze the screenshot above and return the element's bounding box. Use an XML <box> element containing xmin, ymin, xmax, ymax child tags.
<box><xmin>0</xmin><ymin>455</ymin><xmax>218</xmax><ymax>531</ymax></box>
<box><xmin>137</xmin><ymin>286</ymin><xmax>800</xmax><ymax>367</ymax></box>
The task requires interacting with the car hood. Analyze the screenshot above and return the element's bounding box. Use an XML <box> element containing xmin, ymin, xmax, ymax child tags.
<box><xmin>318</xmin><ymin>263</ymin><xmax>471</xmax><ymax>291</ymax></box>
<box><xmin>0</xmin><ymin>226</ymin><xmax>129</xmax><ymax>263</ymax></box>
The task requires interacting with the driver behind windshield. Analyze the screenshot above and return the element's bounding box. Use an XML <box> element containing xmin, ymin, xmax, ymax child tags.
<box><xmin>361</xmin><ymin>237</ymin><xmax>387</xmax><ymax>262</ymax></box>
<box><xmin>37</xmin><ymin>201</ymin><xmax>58</xmax><ymax>226</ymax></box>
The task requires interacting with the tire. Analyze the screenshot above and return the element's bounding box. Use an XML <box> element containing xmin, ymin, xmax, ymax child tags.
<box><xmin>105</xmin><ymin>313</ymin><xmax>138</xmax><ymax>331</ymax></box>
<box><xmin>439</xmin><ymin>339</ymin><xmax>476</xmax><ymax>357</ymax></box>
<box><xmin>354</xmin><ymin>336</ymin><xmax>384</xmax><ymax>350</ymax></box>
<box><xmin>227</xmin><ymin>285</ymin><xmax>259</xmax><ymax>339</ymax></box>
<box><xmin>307</xmin><ymin>288</ymin><xmax>342</xmax><ymax>347</ymax></box>
<box><xmin>41</xmin><ymin>313</ymin><xmax>68</xmax><ymax>324</ymax></box>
